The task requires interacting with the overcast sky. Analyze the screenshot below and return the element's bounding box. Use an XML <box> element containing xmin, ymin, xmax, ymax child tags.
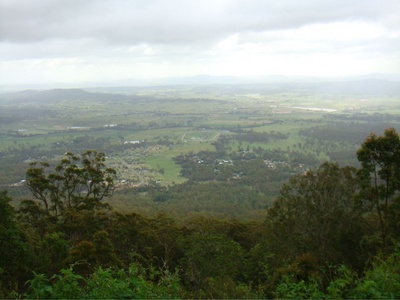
<box><xmin>1</xmin><ymin>0</ymin><xmax>399</xmax><ymax>85</ymax></box>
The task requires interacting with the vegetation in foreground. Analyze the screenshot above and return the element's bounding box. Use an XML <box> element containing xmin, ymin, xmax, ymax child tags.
<box><xmin>1</xmin><ymin>128</ymin><xmax>400</xmax><ymax>298</ymax></box>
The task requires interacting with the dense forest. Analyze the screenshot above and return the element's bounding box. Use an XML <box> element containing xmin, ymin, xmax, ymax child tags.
<box><xmin>1</xmin><ymin>128</ymin><xmax>400</xmax><ymax>299</ymax></box>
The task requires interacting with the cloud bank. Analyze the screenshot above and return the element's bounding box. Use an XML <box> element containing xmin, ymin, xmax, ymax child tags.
<box><xmin>1</xmin><ymin>0</ymin><xmax>399</xmax><ymax>84</ymax></box>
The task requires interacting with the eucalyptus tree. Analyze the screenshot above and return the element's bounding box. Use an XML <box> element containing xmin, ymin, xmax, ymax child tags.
<box><xmin>357</xmin><ymin>128</ymin><xmax>400</xmax><ymax>251</ymax></box>
<box><xmin>265</xmin><ymin>162</ymin><xmax>363</xmax><ymax>269</ymax></box>
<box><xmin>24</xmin><ymin>150</ymin><xmax>117</xmax><ymax>217</ymax></box>
<box><xmin>0</xmin><ymin>191</ymin><xmax>31</xmax><ymax>294</ymax></box>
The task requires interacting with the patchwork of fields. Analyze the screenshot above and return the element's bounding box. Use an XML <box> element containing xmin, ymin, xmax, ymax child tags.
<box><xmin>1</xmin><ymin>81</ymin><xmax>399</xmax><ymax>218</ymax></box>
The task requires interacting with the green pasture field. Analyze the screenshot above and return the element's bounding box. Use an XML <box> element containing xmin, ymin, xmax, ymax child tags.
<box><xmin>122</xmin><ymin>128</ymin><xmax>183</xmax><ymax>140</ymax></box>
<box><xmin>0</xmin><ymin>129</ymin><xmax>121</xmax><ymax>150</ymax></box>
<box><xmin>145</xmin><ymin>141</ymin><xmax>215</xmax><ymax>185</ymax></box>
<box><xmin>0</xmin><ymin>133</ymin><xmax>64</xmax><ymax>151</ymax></box>
<box><xmin>145</xmin><ymin>154</ymin><xmax>184</xmax><ymax>185</ymax></box>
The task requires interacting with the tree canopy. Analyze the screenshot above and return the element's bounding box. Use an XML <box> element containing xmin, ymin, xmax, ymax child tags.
<box><xmin>357</xmin><ymin>128</ymin><xmax>400</xmax><ymax>251</ymax></box>
<box><xmin>25</xmin><ymin>150</ymin><xmax>116</xmax><ymax>216</ymax></box>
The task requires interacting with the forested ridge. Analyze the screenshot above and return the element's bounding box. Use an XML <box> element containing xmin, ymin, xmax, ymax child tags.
<box><xmin>2</xmin><ymin>129</ymin><xmax>400</xmax><ymax>299</ymax></box>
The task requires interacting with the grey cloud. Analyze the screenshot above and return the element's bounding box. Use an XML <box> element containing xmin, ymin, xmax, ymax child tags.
<box><xmin>1</xmin><ymin>0</ymin><xmax>399</xmax><ymax>46</ymax></box>
<box><xmin>1</xmin><ymin>0</ymin><xmax>399</xmax><ymax>82</ymax></box>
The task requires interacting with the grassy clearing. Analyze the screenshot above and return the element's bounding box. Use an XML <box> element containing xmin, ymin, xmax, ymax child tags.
<box><xmin>145</xmin><ymin>154</ymin><xmax>186</xmax><ymax>185</ymax></box>
<box><xmin>145</xmin><ymin>141</ymin><xmax>215</xmax><ymax>185</ymax></box>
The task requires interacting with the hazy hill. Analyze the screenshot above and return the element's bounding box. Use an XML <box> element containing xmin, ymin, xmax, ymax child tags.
<box><xmin>1</xmin><ymin>77</ymin><xmax>399</xmax><ymax>102</ymax></box>
<box><xmin>0</xmin><ymin>88</ymin><xmax>136</xmax><ymax>104</ymax></box>
<box><xmin>94</xmin><ymin>78</ymin><xmax>400</xmax><ymax>96</ymax></box>
<box><xmin>311</xmin><ymin>79</ymin><xmax>400</xmax><ymax>96</ymax></box>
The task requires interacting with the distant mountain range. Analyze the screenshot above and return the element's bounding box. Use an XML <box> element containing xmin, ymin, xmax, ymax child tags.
<box><xmin>0</xmin><ymin>74</ymin><xmax>399</xmax><ymax>96</ymax></box>
<box><xmin>81</xmin><ymin>73</ymin><xmax>400</xmax><ymax>86</ymax></box>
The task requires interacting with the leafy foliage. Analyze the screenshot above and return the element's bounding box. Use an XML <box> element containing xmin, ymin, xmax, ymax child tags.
<box><xmin>25</xmin><ymin>150</ymin><xmax>116</xmax><ymax>216</ymax></box>
<box><xmin>357</xmin><ymin>128</ymin><xmax>400</xmax><ymax>252</ymax></box>
<box><xmin>24</xmin><ymin>262</ymin><xmax>183</xmax><ymax>299</ymax></box>
<box><xmin>266</xmin><ymin>162</ymin><xmax>364</xmax><ymax>268</ymax></box>
<box><xmin>0</xmin><ymin>191</ymin><xmax>31</xmax><ymax>295</ymax></box>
